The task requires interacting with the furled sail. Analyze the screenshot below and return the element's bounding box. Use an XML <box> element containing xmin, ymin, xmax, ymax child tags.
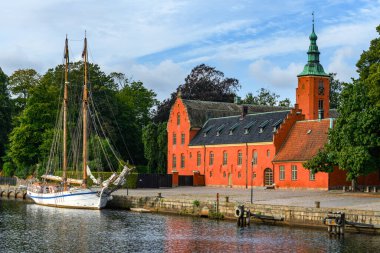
<box><xmin>86</xmin><ymin>166</ymin><xmax>100</xmax><ymax>185</ymax></box>
<box><xmin>41</xmin><ymin>175</ymin><xmax>83</xmax><ymax>185</ymax></box>
<box><xmin>102</xmin><ymin>173</ymin><xmax>118</xmax><ymax>187</ymax></box>
<box><xmin>112</xmin><ymin>165</ymin><xmax>132</xmax><ymax>186</ymax></box>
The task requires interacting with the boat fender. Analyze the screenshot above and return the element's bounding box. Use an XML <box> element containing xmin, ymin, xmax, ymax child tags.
<box><xmin>234</xmin><ymin>206</ymin><xmax>243</xmax><ymax>218</ymax></box>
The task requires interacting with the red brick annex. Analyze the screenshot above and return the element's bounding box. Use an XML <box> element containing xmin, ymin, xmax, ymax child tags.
<box><xmin>167</xmin><ymin>24</ymin><xmax>380</xmax><ymax>190</ymax></box>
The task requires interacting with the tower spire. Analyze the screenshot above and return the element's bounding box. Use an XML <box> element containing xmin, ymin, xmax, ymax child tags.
<box><xmin>298</xmin><ymin>12</ymin><xmax>329</xmax><ymax>77</ymax></box>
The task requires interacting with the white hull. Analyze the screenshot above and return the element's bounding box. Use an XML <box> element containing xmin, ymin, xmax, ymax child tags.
<box><xmin>27</xmin><ymin>188</ymin><xmax>110</xmax><ymax>210</ymax></box>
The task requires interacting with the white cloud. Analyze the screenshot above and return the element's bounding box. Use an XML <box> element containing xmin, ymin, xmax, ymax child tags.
<box><xmin>129</xmin><ymin>60</ymin><xmax>186</xmax><ymax>101</ymax></box>
<box><xmin>249</xmin><ymin>59</ymin><xmax>303</xmax><ymax>88</ymax></box>
<box><xmin>327</xmin><ymin>47</ymin><xmax>358</xmax><ymax>82</ymax></box>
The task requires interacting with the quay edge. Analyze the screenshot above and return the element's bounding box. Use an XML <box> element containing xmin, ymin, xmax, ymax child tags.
<box><xmin>108</xmin><ymin>195</ymin><xmax>380</xmax><ymax>234</ymax></box>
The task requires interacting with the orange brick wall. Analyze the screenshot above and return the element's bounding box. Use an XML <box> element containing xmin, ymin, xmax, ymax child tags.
<box><xmin>167</xmin><ymin>98</ymin><xmax>198</xmax><ymax>176</ymax></box>
<box><xmin>273</xmin><ymin>162</ymin><xmax>329</xmax><ymax>189</ymax></box>
<box><xmin>296</xmin><ymin>76</ymin><xmax>330</xmax><ymax>120</ymax></box>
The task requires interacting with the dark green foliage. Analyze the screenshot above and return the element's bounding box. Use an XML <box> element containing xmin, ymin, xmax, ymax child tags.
<box><xmin>356</xmin><ymin>25</ymin><xmax>380</xmax><ymax>106</ymax></box>
<box><xmin>142</xmin><ymin>123</ymin><xmax>158</xmax><ymax>173</ymax></box>
<box><xmin>0</xmin><ymin>68</ymin><xmax>12</xmax><ymax>170</ymax></box>
<box><xmin>142</xmin><ymin>122</ymin><xmax>167</xmax><ymax>173</ymax></box>
<box><xmin>242</xmin><ymin>88</ymin><xmax>290</xmax><ymax>107</ymax></box>
<box><xmin>3</xmin><ymin>62</ymin><xmax>156</xmax><ymax>178</ymax></box>
<box><xmin>328</xmin><ymin>81</ymin><xmax>380</xmax><ymax>181</ymax></box>
<box><xmin>303</xmin><ymin>148</ymin><xmax>335</xmax><ymax>174</ymax></box>
<box><xmin>154</xmin><ymin>64</ymin><xmax>240</xmax><ymax>122</ymax></box>
<box><xmin>8</xmin><ymin>69</ymin><xmax>40</xmax><ymax>114</ymax></box>
<box><xmin>329</xmin><ymin>73</ymin><xmax>343</xmax><ymax>109</ymax></box>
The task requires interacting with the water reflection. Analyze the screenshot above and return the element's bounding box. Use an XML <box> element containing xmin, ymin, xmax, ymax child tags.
<box><xmin>1</xmin><ymin>200</ymin><xmax>380</xmax><ymax>253</ymax></box>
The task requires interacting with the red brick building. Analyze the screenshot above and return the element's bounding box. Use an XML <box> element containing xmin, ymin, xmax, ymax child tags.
<box><xmin>167</xmin><ymin>24</ymin><xmax>380</xmax><ymax>189</ymax></box>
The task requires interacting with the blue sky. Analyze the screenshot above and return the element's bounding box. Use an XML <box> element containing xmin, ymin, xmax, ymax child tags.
<box><xmin>0</xmin><ymin>0</ymin><xmax>379</xmax><ymax>103</ymax></box>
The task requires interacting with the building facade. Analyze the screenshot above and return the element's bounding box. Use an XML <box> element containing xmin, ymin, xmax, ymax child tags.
<box><xmin>166</xmin><ymin>24</ymin><xmax>380</xmax><ymax>189</ymax></box>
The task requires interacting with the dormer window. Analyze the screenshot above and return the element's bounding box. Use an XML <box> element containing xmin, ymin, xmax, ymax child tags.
<box><xmin>203</xmin><ymin>125</ymin><xmax>214</xmax><ymax>137</ymax></box>
<box><xmin>216</xmin><ymin>124</ymin><xmax>225</xmax><ymax>136</ymax></box>
<box><xmin>258</xmin><ymin>120</ymin><xmax>269</xmax><ymax>133</ymax></box>
<box><xmin>229</xmin><ymin>122</ymin><xmax>239</xmax><ymax>135</ymax></box>
<box><xmin>244</xmin><ymin>121</ymin><xmax>256</xmax><ymax>134</ymax></box>
<box><xmin>272</xmin><ymin>119</ymin><xmax>283</xmax><ymax>133</ymax></box>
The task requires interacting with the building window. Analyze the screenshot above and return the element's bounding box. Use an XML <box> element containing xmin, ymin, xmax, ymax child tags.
<box><xmin>267</xmin><ymin>149</ymin><xmax>270</xmax><ymax>157</ymax></box>
<box><xmin>210</xmin><ymin>171</ymin><xmax>213</xmax><ymax>177</ymax></box>
<box><xmin>291</xmin><ymin>165</ymin><xmax>297</xmax><ymax>181</ymax></box>
<box><xmin>177</xmin><ymin>113</ymin><xmax>180</xmax><ymax>125</ymax></box>
<box><xmin>237</xmin><ymin>151</ymin><xmax>242</xmax><ymax>165</ymax></box>
<box><xmin>172</xmin><ymin>154</ymin><xmax>176</xmax><ymax>169</ymax></box>
<box><xmin>318</xmin><ymin>80</ymin><xmax>324</xmax><ymax>95</ymax></box>
<box><xmin>279</xmin><ymin>165</ymin><xmax>285</xmax><ymax>180</ymax></box>
<box><xmin>209</xmin><ymin>152</ymin><xmax>214</xmax><ymax>166</ymax></box>
<box><xmin>223</xmin><ymin>151</ymin><xmax>228</xmax><ymax>165</ymax></box>
<box><xmin>180</xmin><ymin>153</ymin><xmax>185</xmax><ymax>168</ymax></box>
<box><xmin>223</xmin><ymin>171</ymin><xmax>226</xmax><ymax>178</ymax></box>
<box><xmin>318</xmin><ymin>100</ymin><xmax>324</xmax><ymax>110</ymax></box>
<box><xmin>310</xmin><ymin>171</ymin><xmax>315</xmax><ymax>181</ymax></box>
<box><xmin>197</xmin><ymin>152</ymin><xmax>201</xmax><ymax>166</ymax></box>
<box><xmin>252</xmin><ymin>150</ymin><xmax>258</xmax><ymax>165</ymax></box>
<box><xmin>181</xmin><ymin>133</ymin><xmax>185</xmax><ymax>145</ymax></box>
<box><xmin>173</xmin><ymin>133</ymin><xmax>176</xmax><ymax>145</ymax></box>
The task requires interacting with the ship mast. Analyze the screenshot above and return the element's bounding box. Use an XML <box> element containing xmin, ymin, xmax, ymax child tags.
<box><xmin>63</xmin><ymin>36</ymin><xmax>69</xmax><ymax>191</ymax></box>
<box><xmin>82</xmin><ymin>34</ymin><xmax>88</xmax><ymax>188</ymax></box>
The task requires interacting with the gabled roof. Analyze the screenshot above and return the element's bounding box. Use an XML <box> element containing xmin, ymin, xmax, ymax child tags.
<box><xmin>189</xmin><ymin>110</ymin><xmax>290</xmax><ymax>146</ymax></box>
<box><xmin>273</xmin><ymin>119</ymin><xmax>331</xmax><ymax>162</ymax></box>
<box><xmin>181</xmin><ymin>99</ymin><xmax>288</xmax><ymax>129</ymax></box>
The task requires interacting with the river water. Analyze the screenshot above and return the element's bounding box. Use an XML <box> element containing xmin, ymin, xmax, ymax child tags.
<box><xmin>1</xmin><ymin>200</ymin><xmax>380</xmax><ymax>253</ymax></box>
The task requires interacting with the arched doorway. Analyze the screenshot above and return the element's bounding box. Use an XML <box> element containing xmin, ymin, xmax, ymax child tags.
<box><xmin>264</xmin><ymin>168</ymin><xmax>273</xmax><ymax>186</ymax></box>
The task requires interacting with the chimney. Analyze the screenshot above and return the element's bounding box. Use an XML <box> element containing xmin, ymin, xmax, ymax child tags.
<box><xmin>318</xmin><ymin>109</ymin><xmax>324</xmax><ymax>120</ymax></box>
<box><xmin>241</xmin><ymin>105</ymin><xmax>248</xmax><ymax>119</ymax></box>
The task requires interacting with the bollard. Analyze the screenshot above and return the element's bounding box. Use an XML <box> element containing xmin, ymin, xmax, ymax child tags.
<box><xmin>342</xmin><ymin>186</ymin><xmax>346</xmax><ymax>192</ymax></box>
<box><xmin>315</xmin><ymin>201</ymin><xmax>320</xmax><ymax>208</ymax></box>
<box><xmin>373</xmin><ymin>186</ymin><xmax>377</xmax><ymax>193</ymax></box>
<box><xmin>366</xmin><ymin>186</ymin><xmax>370</xmax><ymax>193</ymax></box>
<box><xmin>225</xmin><ymin>196</ymin><xmax>229</xmax><ymax>203</ymax></box>
<box><xmin>216</xmin><ymin>193</ymin><xmax>219</xmax><ymax>214</ymax></box>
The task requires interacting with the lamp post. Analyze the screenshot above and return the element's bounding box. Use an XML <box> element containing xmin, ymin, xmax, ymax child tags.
<box><xmin>250</xmin><ymin>160</ymin><xmax>254</xmax><ymax>204</ymax></box>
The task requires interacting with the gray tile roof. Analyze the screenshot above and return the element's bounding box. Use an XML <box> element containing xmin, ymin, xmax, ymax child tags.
<box><xmin>182</xmin><ymin>99</ymin><xmax>289</xmax><ymax>129</ymax></box>
<box><xmin>189</xmin><ymin>110</ymin><xmax>290</xmax><ymax>146</ymax></box>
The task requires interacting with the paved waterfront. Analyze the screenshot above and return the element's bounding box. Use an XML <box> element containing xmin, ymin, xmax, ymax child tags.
<box><xmin>114</xmin><ymin>187</ymin><xmax>380</xmax><ymax>211</ymax></box>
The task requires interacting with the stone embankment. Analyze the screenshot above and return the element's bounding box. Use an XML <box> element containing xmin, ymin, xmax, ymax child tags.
<box><xmin>109</xmin><ymin>189</ymin><xmax>380</xmax><ymax>234</ymax></box>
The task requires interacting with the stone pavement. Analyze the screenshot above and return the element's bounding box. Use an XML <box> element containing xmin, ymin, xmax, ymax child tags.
<box><xmin>114</xmin><ymin>186</ymin><xmax>380</xmax><ymax>211</ymax></box>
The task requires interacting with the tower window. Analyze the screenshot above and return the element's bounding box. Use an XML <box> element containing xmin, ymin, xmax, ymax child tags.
<box><xmin>318</xmin><ymin>80</ymin><xmax>324</xmax><ymax>95</ymax></box>
<box><xmin>197</xmin><ymin>152</ymin><xmax>201</xmax><ymax>166</ymax></box>
<box><xmin>223</xmin><ymin>151</ymin><xmax>228</xmax><ymax>165</ymax></box>
<box><xmin>177</xmin><ymin>113</ymin><xmax>180</xmax><ymax>125</ymax></box>
<box><xmin>318</xmin><ymin>100</ymin><xmax>324</xmax><ymax>110</ymax></box>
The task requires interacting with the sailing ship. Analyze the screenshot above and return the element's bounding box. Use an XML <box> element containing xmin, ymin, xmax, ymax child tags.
<box><xmin>27</xmin><ymin>36</ymin><xmax>132</xmax><ymax>209</ymax></box>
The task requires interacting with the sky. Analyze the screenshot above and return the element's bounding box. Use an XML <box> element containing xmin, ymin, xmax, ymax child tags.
<box><xmin>0</xmin><ymin>0</ymin><xmax>379</xmax><ymax>103</ymax></box>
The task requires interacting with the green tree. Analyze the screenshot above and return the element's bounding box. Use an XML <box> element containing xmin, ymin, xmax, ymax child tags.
<box><xmin>278</xmin><ymin>98</ymin><xmax>291</xmax><ymax>107</ymax></box>
<box><xmin>8</xmin><ymin>69</ymin><xmax>40</xmax><ymax>114</ymax></box>
<box><xmin>154</xmin><ymin>64</ymin><xmax>240</xmax><ymax>122</ymax></box>
<box><xmin>328</xmin><ymin>81</ymin><xmax>380</xmax><ymax>189</ymax></box>
<box><xmin>241</xmin><ymin>88</ymin><xmax>288</xmax><ymax>106</ymax></box>
<box><xmin>329</xmin><ymin>73</ymin><xmax>343</xmax><ymax>109</ymax></box>
<box><xmin>356</xmin><ymin>25</ymin><xmax>380</xmax><ymax>106</ymax></box>
<box><xmin>0</xmin><ymin>68</ymin><xmax>12</xmax><ymax>170</ymax></box>
<box><xmin>156</xmin><ymin>122</ymin><xmax>167</xmax><ymax>174</ymax></box>
<box><xmin>142</xmin><ymin>123</ymin><xmax>158</xmax><ymax>172</ymax></box>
